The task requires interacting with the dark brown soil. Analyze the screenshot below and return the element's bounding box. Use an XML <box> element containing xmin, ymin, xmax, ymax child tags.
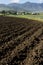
<box><xmin>0</xmin><ymin>16</ymin><xmax>43</xmax><ymax>65</ymax></box>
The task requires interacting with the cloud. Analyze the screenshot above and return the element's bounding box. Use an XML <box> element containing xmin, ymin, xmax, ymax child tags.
<box><xmin>10</xmin><ymin>0</ymin><xmax>20</xmax><ymax>3</ymax></box>
<box><xmin>39</xmin><ymin>0</ymin><xmax>43</xmax><ymax>3</ymax></box>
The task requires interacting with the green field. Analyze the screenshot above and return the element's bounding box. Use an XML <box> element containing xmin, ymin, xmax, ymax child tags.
<box><xmin>0</xmin><ymin>13</ymin><xmax>43</xmax><ymax>22</ymax></box>
<box><xmin>7</xmin><ymin>14</ymin><xmax>43</xmax><ymax>22</ymax></box>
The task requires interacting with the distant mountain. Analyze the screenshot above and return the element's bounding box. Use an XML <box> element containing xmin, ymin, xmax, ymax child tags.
<box><xmin>0</xmin><ymin>2</ymin><xmax>43</xmax><ymax>12</ymax></box>
<box><xmin>22</xmin><ymin>2</ymin><xmax>43</xmax><ymax>12</ymax></box>
<box><xmin>0</xmin><ymin>4</ymin><xmax>14</xmax><ymax>11</ymax></box>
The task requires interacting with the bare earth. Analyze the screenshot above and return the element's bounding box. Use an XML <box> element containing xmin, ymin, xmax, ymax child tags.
<box><xmin>0</xmin><ymin>16</ymin><xmax>43</xmax><ymax>65</ymax></box>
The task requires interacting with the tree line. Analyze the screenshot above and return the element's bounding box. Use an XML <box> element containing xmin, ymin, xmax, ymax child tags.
<box><xmin>0</xmin><ymin>10</ymin><xmax>17</xmax><ymax>15</ymax></box>
<box><xmin>0</xmin><ymin>10</ymin><xmax>40</xmax><ymax>16</ymax></box>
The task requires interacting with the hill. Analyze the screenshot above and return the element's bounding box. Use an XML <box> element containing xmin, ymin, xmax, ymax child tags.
<box><xmin>0</xmin><ymin>2</ymin><xmax>43</xmax><ymax>12</ymax></box>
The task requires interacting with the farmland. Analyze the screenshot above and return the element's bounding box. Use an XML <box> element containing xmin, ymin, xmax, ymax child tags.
<box><xmin>1</xmin><ymin>11</ymin><xmax>43</xmax><ymax>22</ymax></box>
<box><xmin>0</xmin><ymin>16</ymin><xmax>43</xmax><ymax>65</ymax></box>
<box><xmin>8</xmin><ymin>13</ymin><xmax>43</xmax><ymax>22</ymax></box>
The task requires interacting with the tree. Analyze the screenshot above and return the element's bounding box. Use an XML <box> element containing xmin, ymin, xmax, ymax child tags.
<box><xmin>8</xmin><ymin>11</ymin><xmax>17</xmax><ymax>15</ymax></box>
<box><xmin>13</xmin><ymin>11</ymin><xmax>17</xmax><ymax>15</ymax></box>
<box><xmin>1</xmin><ymin>10</ymin><xmax>6</xmax><ymax>16</ymax></box>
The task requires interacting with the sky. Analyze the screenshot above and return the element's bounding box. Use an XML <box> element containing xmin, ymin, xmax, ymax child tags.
<box><xmin>0</xmin><ymin>0</ymin><xmax>43</xmax><ymax>4</ymax></box>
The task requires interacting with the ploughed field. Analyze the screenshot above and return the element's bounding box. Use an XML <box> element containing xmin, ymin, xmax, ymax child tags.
<box><xmin>0</xmin><ymin>16</ymin><xmax>43</xmax><ymax>65</ymax></box>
